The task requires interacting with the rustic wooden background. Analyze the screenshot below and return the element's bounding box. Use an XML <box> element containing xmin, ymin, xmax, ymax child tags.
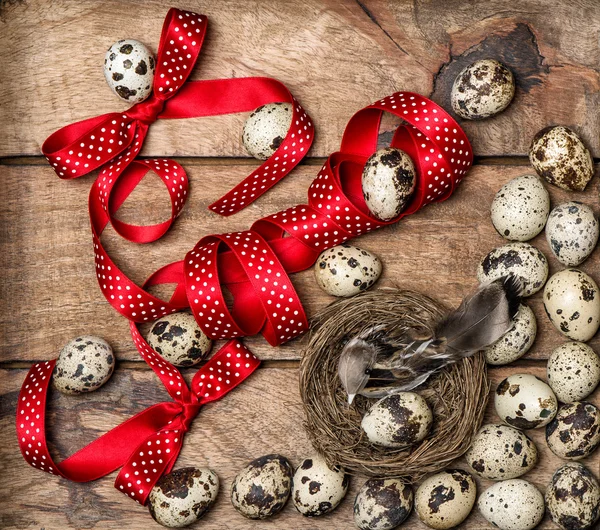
<box><xmin>1</xmin><ymin>0</ymin><xmax>599</xmax><ymax>528</ymax></box>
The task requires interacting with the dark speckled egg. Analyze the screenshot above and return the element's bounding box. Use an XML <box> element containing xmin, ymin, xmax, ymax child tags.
<box><xmin>354</xmin><ymin>478</ymin><xmax>413</xmax><ymax>530</ymax></box>
<box><xmin>242</xmin><ymin>103</ymin><xmax>292</xmax><ymax>160</ymax></box>
<box><xmin>231</xmin><ymin>454</ymin><xmax>293</xmax><ymax>519</ymax></box>
<box><xmin>546</xmin><ymin>402</ymin><xmax>600</xmax><ymax>460</ymax></box>
<box><xmin>104</xmin><ymin>39</ymin><xmax>155</xmax><ymax>103</ymax></box>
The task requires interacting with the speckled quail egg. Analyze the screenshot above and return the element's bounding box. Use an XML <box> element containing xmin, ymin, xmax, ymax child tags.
<box><xmin>451</xmin><ymin>59</ymin><xmax>515</xmax><ymax>120</ymax></box>
<box><xmin>361</xmin><ymin>392</ymin><xmax>433</xmax><ymax>448</ymax></box>
<box><xmin>147</xmin><ymin>312</ymin><xmax>212</xmax><ymax>367</ymax></box>
<box><xmin>546</xmin><ymin>402</ymin><xmax>600</xmax><ymax>460</ymax></box>
<box><xmin>547</xmin><ymin>342</ymin><xmax>600</xmax><ymax>403</ymax></box>
<box><xmin>148</xmin><ymin>467</ymin><xmax>219</xmax><ymax>528</ymax></box>
<box><xmin>354</xmin><ymin>478</ymin><xmax>413</xmax><ymax>530</ymax></box>
<box><xmin>104</xmin><ymin>39</ymin><xmax>155</xmax><ymax>103</ymax></box>
<box><xmin>53</xmin><ymin>336</ymin><xmax>114</xmax><ymax>395</ymax></box>
<box><xmin>231</xmin><ymin>454</ymin><xmax>292</xmax><ymax>519</ymax></box>
<box><xmin>477</xmin><ymin>242</ymin><xmax>548</xmax><ymax>297</ymax></box>
<box><xmin>361</xmin><ymin>147</ymin><xmax>416</xmax><ymax>221</ymax></box>
<box><xmin>529</xmin><ymin>126</ymin><xmax>594</xmax><ymax>192</ymax></box>
<box><xmin>543</xmin><ymin>269</ymin><xmax>600</xmax><ymax>341</ymax></box>
<box><xmin>466</xmin><ymin>424</ymin><xmax>538</xmax><ymax>480</ymax></box>
<box><xmin>546</xmin><ymin>202</ymin><xmax>599</xmax><ymax>266</ymax></box>
<box><xmin>545</xmin><ymin>463</ymin><xmax>600</xmax><ymax>530</ymax></box>
<box><xmin>292</xmin><ymin>455</ymin><xmax>349</xmax><ymax>517</ymax></box>
<box><xmin>484</xmin><ymin>304</ymin><xmax>537</xmax><ymax>365</ymax></box>
<box><xmin>494</xmin><ymin>373</ymin><xmax>557</xmax><ymax>429</ymax></box>
<box><xmin>478</xmin><ymin>479</ymin><xmax>545</xmax><ymax>530</ymax></box>
<box><xmin>242</xmin><ymin>102</ymin><xmax>292</xmax><ymax>160</ymax></box>
<box><xmin>314</xmin><ymin>244</ymin><xmax>382</xmax><ymax>297</ymax></box>
<box><xmin>414</xmin><ymin>470</ymin><xmax>476</xmax><ymax>529</ymax></box>
<box><xmin>490</xmin><ymin>174</ymin><xmax>550</xmax><ymax>241</ymax></box>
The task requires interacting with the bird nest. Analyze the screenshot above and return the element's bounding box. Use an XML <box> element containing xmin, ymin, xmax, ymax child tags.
<box><xmin>299</xmin><ymin>288</ymin><xmax>489</xmax><ymax>480</ymax></box>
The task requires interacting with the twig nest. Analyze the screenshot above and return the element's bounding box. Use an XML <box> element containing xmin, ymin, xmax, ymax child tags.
<box><xmin>545</xmin><ymin>202</ymin><xmax>599</xmax><ymax>266</ymax></box>
<box><xmin>546</xmin><ymin>402</ymin><xmax>600</xmax><ymax>460</ymax></box>
<box><xmin>104</xmin><ymin>39</ymin><xmax>155</xmax><ymax>103</ymax></box>
<box><xmin>361</xmin><ymin>147</ymin><xmax>416</xmax><ymax>221</ymax></box>
<box><xmin>242</xmin><ymin>103</ymin><xmax>292</xmax><ymax>160</ymax></box>
<box><xmin>148</xmin><ymin>467</ymin><xmax>219</xmax><ymax>528</ymax></box>
<box><xmin>484</xmin><ymin>304</ymin><xmax>536</xmax><ymax>365</ymax></box>
<box><xmin>314</xmin><ymin>244</ymin><xmax>382</xmax><ymax>297</ymax></box>
<box><xmin>147</xmin><ymin>312</ymin><xmax>212</xmax><ymax>367</ymax></box>
<box><xmin>291</xmin><ymin>455</ymin><xmax>349</xmax><ymax>517</ymax></box>
<box><xmin>490</xmin><ymin>174</ymin><xmax>549</xmax><ymax>241</ymax></box>
<box><xmin>414</xmin><ymin>470</ymin><xmax>476</xmax><ymax>529</ymax></box>
<box><xmin>543</xmin><ymin>269</ymin><xmax>600</xmax><ymax>341</ymax></box>
<box><xmin>361</xmin><ymin>392</ymin><xmax>433</xmax><ymax>448</ymax></box>
<box><xmin>547</xmin><ymin>342</ymin><xmax>600</xmax><ymax>403</ymax></box>
<box><xmin>529</xmin><ymin>126</ymin><xmax>594</xmax><ymax>191</ymax></box>
<box><xmin>354</xmin><ymin>478</ymin><xmax>413</xmax><ymax>530</ymax></box>
<box><xmin>466</xmin><ymin>424</ymin><xmax>538</xmax><ymax>480</ymax></box>
<box><xmin>230</xmin><ymin>454</ymin><xmax>292</xmax><ymax>519</ymax></box>
<box><xmin>53</xmin><ymin>336</ymin><xmax>114</xmax><ymax>395</ymax></box>
<box><xmin>451</xmin><ymin>59</ymin><xmax>515</xmax><ymax>120</ymax></box>
<box><xmin>478</xmin><ymin>479</ymin><xmax>545</xmax><ymax>530</ymax></box>
<box><xmin>545</xmin><ymin>463</ymin><xmax>600</xmax><ymax>530</ymax></box>
<box><xmin>477</xmin><ymin>242</ymin><xmax>548</xmax><ymax>297</ymax></box>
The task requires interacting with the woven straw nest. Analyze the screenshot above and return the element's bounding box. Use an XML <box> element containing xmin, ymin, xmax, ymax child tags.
<box><xmin>299</xmin><ymin>288</ymin><xmax>489</xmax><ymax>481</ymax></box>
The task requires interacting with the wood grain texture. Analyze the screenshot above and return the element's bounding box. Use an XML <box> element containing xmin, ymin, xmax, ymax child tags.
<box><xmin>0</xmin><ymin>0</ymin><xmax>598</xmax><ymax>158</ymax></box>
<box><xmin>0</xmin><ymin>364</ymin><xmax>598</xmax><ymax>529</ymax></box>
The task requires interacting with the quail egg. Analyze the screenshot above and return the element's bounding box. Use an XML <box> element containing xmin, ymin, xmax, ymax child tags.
<box><xmin>546</xmin><ymin>401</ymin><xmax>600</xmax><ymax>460</ymax></box>
<box><xmin>361</xmin><ymin>392</ymin><xmax>433</xmax><ymax>448</ymax></box>
<box><xmin>466</xmin><ymin>424</ymin><xmax>538</xmax><ymax>480</ymax></box>
<box><xmin>529</xmin><ymin>126</ymin><xmax>594</xmax><ymax>192</ymax></box>
<box><xmin>477</xmin><ymin>242</ymin><xmax>548</xmax><ymax>296</ymax></box>
<box><xmin>361</xmin><ymin>147</ymin><xmax>416</xmax><ymax>221</ymax></box>
<box><xmin>546</xmin><ymin>202</ymin><xmax>599</xmax><ymax>266</ymax></box>
<box><xmin>148</xmin><ymin>467</ymin><xmax>219</xmax><ymax>528</ymax></box>
<box><xmin>53</xmin><ymin>336</ymin><xmax>114</xmax><ymax>395</ymax></box>
<box><xmin>545</xmin><ymin>463</ymin><xmax>600</xmax><ymax>530</ymax></box>
<box><xmin>242</xmin><ymin>102</ymin><xmax>292</xmax><ymax>160</ymax></box>
<box><xmin>490</xmin><ymin>174</ymin><xmax>550</xmax><ymax>241</ymax></box>
<box><xmin>451</xmin><ymin>59</ymin><xmax>515</xmax><ymax>120</ymax></box>
<box><xmin>292</xmin><ymin>455</ymin><xmax>349</xmax><ymax>516</ymax></box>
<box><xmin>494</xmin><ymin>373</ymin><xmax>557</xmax><ymax>429</ymax></box>
<box><xmin>104</xmin><ymin>39</ymin><xmax>155</xmax><ymax>103</ymax></box>
<box><xmin>543</xmin><ymin>269</ymin><xmax>600</xmax><ymax>341</ymax></box>
<box><xmin>547</xmin><ymin>342</ymin><xmax>600</xmax><ymax>403</ymax></box>
<box><xmin>354</xmin><ymin>478</ymin><xmax>413</xmax><ymax>530</ymax></box>
<box><xmin>484</xmin><ymin>304</ymin><xmax>537</xmax><ymax>365</ymax></box>
<box><xmin>414</xmin><ymin>469</ymin><xmax>476</xmax><ymax>529</ymax></box>
<box><xmin>478</xmin><ymin>479</ymin><xmax>545</xmax><ymax>530</ymax></box>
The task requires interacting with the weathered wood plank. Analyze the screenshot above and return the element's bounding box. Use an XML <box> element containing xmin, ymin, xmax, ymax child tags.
<box><xmin>2</xmin><ymin>162</ymin><xmax>600</xmax><ymax>362</ymax></box>
<box><xmin>0</xmin><ymin>0</ymin><xmax>598</xmax><ymax>158</ymax></box>
<box><xmin>0</xmin><ymin>364</ymin><xmax>598</xmax><ymax>529</ymax></box>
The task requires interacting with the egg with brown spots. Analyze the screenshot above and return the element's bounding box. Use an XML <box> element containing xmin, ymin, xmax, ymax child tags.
<box><xmin>231</xmin><ymin>454</ymin><xmax>292</xmax><ymax>519</ymax></box>
<box><xmin>314</xmin><ymin>244</ymin><xmax>382</xmax><ymax>297</ymax></box>
<box><xmin>466</xmin><ymin>424</ymin><xmax>538</xmax><ymax>480</ymax></box>
<box><xmin>148</xmin><ymin>467</ymin><xmax>219</xmax><ymax>528</ymax></box>
<box><xmin>451</xmin><ymin>59</ymin><xmax>515</xmax><ymax>120</ymax></box>
<box><xmin>361</xmin><ymin>147</ymin><xmax>416</xmax><ymax>221</ymax></box>
<box><xmin>361</xmin><ymin>392</ymin><xmax>432</xmax><ymax>448</ymax></box>
<box><xmin>529</xmin><ymin>126</ymin><xmax>594</xmax><ymax>191</ymax></box>
<box><xmin>545</xmin><ymin>463</ymin><xmax>600</xmax><ymax>530</ymax></box>
<box><xmin>546</xmin><ymin>402</ymin><xmax>600</xmax><ymax>460</ymax></box>
<box><xmin>484</xmin><ymin>303</ymin><xmax>537</xmax><ymax>365</ymax></box>
<box><xmin>543</xmin><ymin>269</ymin><xmax>600</xmax><ymax>341</ymax></box>
<box><xmin>292</xmin><ymin>455</ymin><xmax>349</xmax><ymax>517</ymax></box>
<box><xmin>414</xmin><ymin>470</ymin><xmax>476</xmax><ymax>529</ymax></box>
<box><xmin>354</xmin><ymin>478</ymin><xmax>413</xmax><ymax>530</ymax></box>
<box><xmin>242</xmin><ymin>102</ymin><xmax>292</xmax><ymax>160</ymax></box>
<box><xmin>547</xmin><ymin>342</ymin><xmax>600</xmax><ymax>403</ymax></box>
<box><xmin>147</xmin><ymin>312</ymin><xmax>212</xmax><ymax>367</ymax></box>
<box><xmin>53</xmin><ymin>336</ymin><xmax>114</xmax><ymax>395</ymax></box>
<box><xmin>104</xmin><ymin>39</ymin><xmax>155</xmax><ymax>103</ymax></box>
<box><xmin>477</xmin><ymin>242</ymin><xmax>548</xmax><ymax>297</ymax></box>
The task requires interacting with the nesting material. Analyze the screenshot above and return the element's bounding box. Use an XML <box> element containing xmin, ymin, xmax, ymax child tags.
<box><xmin>299</xmin><ymin>288</ymin><xmax>489</xmax><ymax>479</ymax></box>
